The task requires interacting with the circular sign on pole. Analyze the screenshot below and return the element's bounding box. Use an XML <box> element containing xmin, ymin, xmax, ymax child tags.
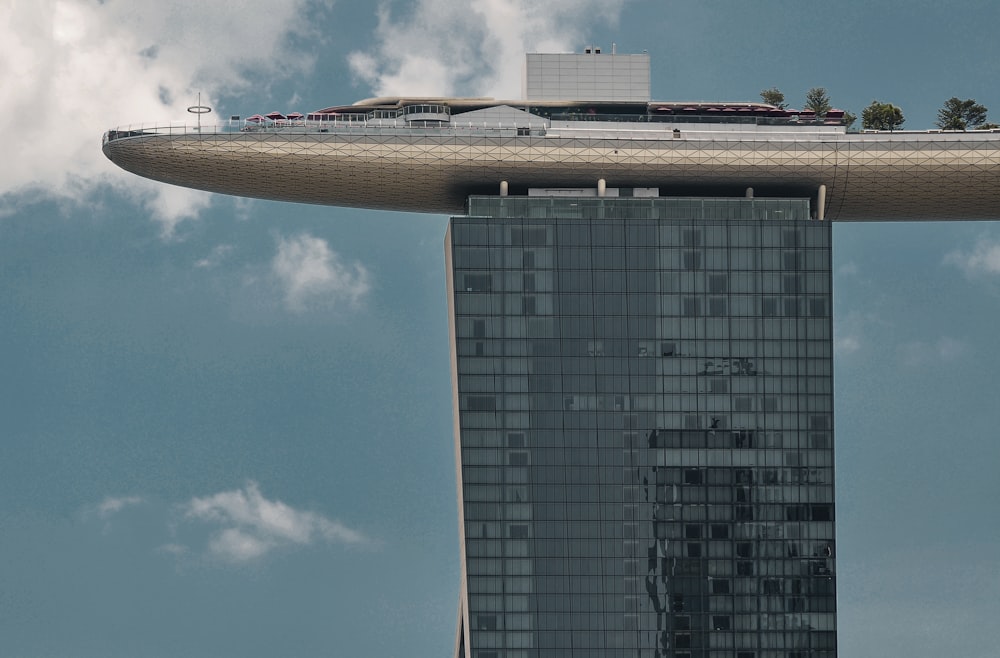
<box><xmin>187</xmin><ymin>93</ymin><xmax>211</xmax><ymax>131</ymax></box>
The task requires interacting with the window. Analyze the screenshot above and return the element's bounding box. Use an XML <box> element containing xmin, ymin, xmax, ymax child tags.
<box><xmin>786</xmin><ymin>505</ymin><xmax>808</xmax><ymax>521</ymax></box>
<box><xmin>466</xmin><ymin>396</ymin><xmax>496</xmax><ymax>411</ymax></box>
<box><xmin>812</xmin><ymin>504</ymin><xmax>833</xmax><ymax>521</ymax></box>
<box><xmin>783</xmin><ymin>274</ymin><xmax>802</xmax><ymax>294</ymax></box>
<box><xmin>809</xmin><ymin>297</ymin><xmax>828</xmax><ymax>317</ymax></box>
<box><xmin>782</xmin><ymin>229</ymin><xmax>801</xmax><ymax>247</ymax></box>
<box><xmin>511</xmin><ymin>227</ymin><xmax>547</xmax><ymax>246</ymax></box>
<box><xmin>682</xmin><ymin>229</ymin><xmax>702</xmax><ymax>247</ymax></box>
<box><xmin>683</xmin><ymin>251</ymin><xmax>702</xmax><ymax>270</ymax></box>
<box><xmin>733</xmin><ymin>430</ymin><xmax>754</xmax><ymax>448</ymax></box>
<box><xmin>711</xmin><ymin>579</ymin><xmax>731</xmax><ymax>594</ymax></box>
<box><xmin>710</xmin><ymin>378</ymin><xmax>729</xmax><ymax>394</ymax></box>
<box><xmin>782</xmin><ymin>251</ymin><xmax>803</xmax><ymax>270</ymax></box>
<box><xmin>508</xmin><ymin>452</ymin><xmax>529</xmax><ymax>467</ymax></box>
<box><xmin>710</xmin><ymin>524</ymin><xmax>730</xmax><ymax>539</ymax></box>
<box><xmin>712</xmin><ymin>615</ymin><xmax>731</xmax><ymax>630</ymax></box>
<box><xmin>509</xmin><ymin>524</ymin><xmax>529</xmax><ymax>539</ymax></box>
<box><xmin>810</xmin><ymin>415</ymin><xmax>831</xmax><ymax>430</ymax></box>
<box><xmin>465</xmin><ymin>274</ymin><xmax>491</xmax><ymax>291</ymax></box>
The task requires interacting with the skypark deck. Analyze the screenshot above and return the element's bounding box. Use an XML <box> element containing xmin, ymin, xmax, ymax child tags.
<box><xmin>103</xmin><ymin>98</ymin><xmax>1000</xmax><ymax>220</ymax></box>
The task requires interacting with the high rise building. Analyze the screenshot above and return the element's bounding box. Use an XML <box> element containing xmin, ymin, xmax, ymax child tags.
<box><xmin>447</xmin><ymin>196</ymin><xmax>834</xmax><ymax>658</ymax></box>
<box><xmin>102</xmin><ymin>49</ymin><xmax>1000</xmax><ymax>658</ymax></box>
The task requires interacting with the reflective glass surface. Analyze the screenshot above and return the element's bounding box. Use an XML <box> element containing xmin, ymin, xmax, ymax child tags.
<box><xmin>448</xmin><ymin>198</ymin><xmax>836</xmax><ymax>658</ymax></box>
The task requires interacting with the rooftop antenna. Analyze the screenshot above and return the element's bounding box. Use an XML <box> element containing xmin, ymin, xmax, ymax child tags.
<box><xmin>187</xmin><ymin>92</ymin><xmax>211</xmax><ymax>132</ymax></box>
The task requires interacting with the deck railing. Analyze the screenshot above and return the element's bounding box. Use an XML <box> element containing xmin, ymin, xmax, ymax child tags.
<box><xmin>103</xmin><ymin>116</ymin><xmax>1000</xmax><ymax>145</ymax></box>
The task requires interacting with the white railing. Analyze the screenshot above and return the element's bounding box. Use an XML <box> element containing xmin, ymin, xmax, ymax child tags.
<box><xmin>103</xmin><ymin>117</ymin><xmax>1000</xmax><ymax>145</ymax></box>
<box><xmin>103</xmin><ymin>118</ymin><xmax>542</xmax><ymax>143</ymax></box>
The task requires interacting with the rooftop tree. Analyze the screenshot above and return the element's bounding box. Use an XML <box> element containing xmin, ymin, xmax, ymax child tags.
<box><xmin>862</xmin><ymin>100</ymin><xmax>905</xmax><ymax>131</ymax></box>
<box><xmin>760</xmin><ymin>87</ymin><xmax>787</xmax><ymax>109</ymax></box>
<box><xmin>936</xmin><ymin>97</ymin><xmax>989</xmax><ymax>130</ymax></box>
<box><xmin>805</xmin><ymin>87</ymin><xmax>832</xmax><ymax>117</ymax></box>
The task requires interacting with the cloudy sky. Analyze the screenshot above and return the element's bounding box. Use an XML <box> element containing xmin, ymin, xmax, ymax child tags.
<box><xmin>2</xmin><ymin>1</ymin><xmax>999</xmax><ymax>656</ymax></box>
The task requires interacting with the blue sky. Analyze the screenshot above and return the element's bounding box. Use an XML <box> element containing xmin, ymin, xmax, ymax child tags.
<box><xmin>2</xmin><ymin>1</ymin><xmax>999</xmax><ymax>656</ymax></box>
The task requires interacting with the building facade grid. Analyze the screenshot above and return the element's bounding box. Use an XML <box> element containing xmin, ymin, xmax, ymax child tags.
<box><xmin>447</xmin><ymin>197</ymin><xmax>836</xmax><ymax>658</ymax></box>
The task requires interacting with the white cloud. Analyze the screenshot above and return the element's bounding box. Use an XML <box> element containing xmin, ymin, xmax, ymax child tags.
<box><xmin>897</xmin><ymin>336</ymin><xmax>967</xmax><ymax>368</ymax></box>
<box><xmin>195</xmin><ymin>244</ymin><xmax>235</xmax><ymax>269</ymax></box>
<box><xmin>0</xmin><ymin>0</ymin><xmax>330</xmax><ymax>233</ymax></box>
<box><xmin>182</xmin><ymin>481</ymin><xmax>367</xmax><ymax>563</ymax></box>
<box><xmin>944</xmin><ymin>236</ymin><xmax>1000</xmax><ymax>276</ymax></box>
<box><xmin>272</xmin><ymin>233</ymin><xmax>370</xmax><ymax>312</ymax></box>
<box><xmin>834</xmin><ymin>309</ymin><xmax>882</xmax><ymax>356</ymax></box>
<box><xmin>95</xmin><ymin>495</ymin><xmax>145</xmax><ymax>518</ymax></box>
<box><xmin>834</xmin><ymin>335</ymin><xmax>861</xmax><ymax>355</ymax></box>
<box><xmin>349</xmin><ymin>0</ymin><xmax>625</xmax><ymax>98</ymax></box>
<box><xmin>157</xmin><ymin>543</ymin><xmax>189</xmax><ymax>557</ymax></box>
<box><xmin>836</xmin><ymin>261</ymin><xmax>859</xmax><ymax>277</ymax></box>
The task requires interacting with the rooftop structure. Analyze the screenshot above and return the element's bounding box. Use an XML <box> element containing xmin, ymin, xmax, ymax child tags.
<box><xmin>103</xmin><ymin>53</ymin><xmax>1000</xmax><ymax>221</ymax></box>
<box><xmin>523</xmin><ymin>49</ymin><xmax>651</xmax><ymax>101</ymax></box>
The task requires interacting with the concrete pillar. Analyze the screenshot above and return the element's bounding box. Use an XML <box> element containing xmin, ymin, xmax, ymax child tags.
<box><xmin>817</xmin><ymin>184</ymin><xmax>827</xmax><ymax>220</ymax></box>
<box><xmin>500</xmin><ymin>180</ymin><xmax>508</xmax><ymax>197</ymax></box>
<box><xmin>597</xmin><ymin>178</ymin><xmax>606</xmax><ymax>197</ymax></box>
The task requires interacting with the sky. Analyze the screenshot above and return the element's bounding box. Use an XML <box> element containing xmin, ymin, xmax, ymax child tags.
<box><xmin>1</xmin><ymin>1</ymin><xmax>999</xmax><ymax>656</ymax></box>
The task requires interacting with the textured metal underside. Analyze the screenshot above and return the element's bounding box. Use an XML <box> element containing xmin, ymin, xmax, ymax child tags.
<box><xmin>103</xmin><ymin>132</ymin><xmax>1000</xmax><ymax>220</ymax></box>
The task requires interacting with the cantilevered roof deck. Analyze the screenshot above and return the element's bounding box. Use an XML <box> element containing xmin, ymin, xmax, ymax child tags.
<box><xmin>103</xmin><ymin>98</ymin><xmax>1000</xmax><ymax>220</ymax></box>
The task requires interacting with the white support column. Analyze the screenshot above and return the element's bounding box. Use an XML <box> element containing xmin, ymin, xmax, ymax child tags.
<box><xmin>597</xmin><ymin>178</ymin><xmax>606</xmax><ymax>197</ymax></box>
<box><xmin>817</xmin><ymin>184</ymin><xmax>827</xmax><ymax>220</ymax></box>
<box><xmin>500</xmin><ymin>180</ymin><xmax>508</xmax><ymax>197</ymax></box>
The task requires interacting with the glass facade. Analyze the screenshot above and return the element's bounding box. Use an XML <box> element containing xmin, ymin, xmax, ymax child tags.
<box><xmin>447</xmin><ymin>197</ymin><xmax>836</xmax><ymax>658</ymax></box>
